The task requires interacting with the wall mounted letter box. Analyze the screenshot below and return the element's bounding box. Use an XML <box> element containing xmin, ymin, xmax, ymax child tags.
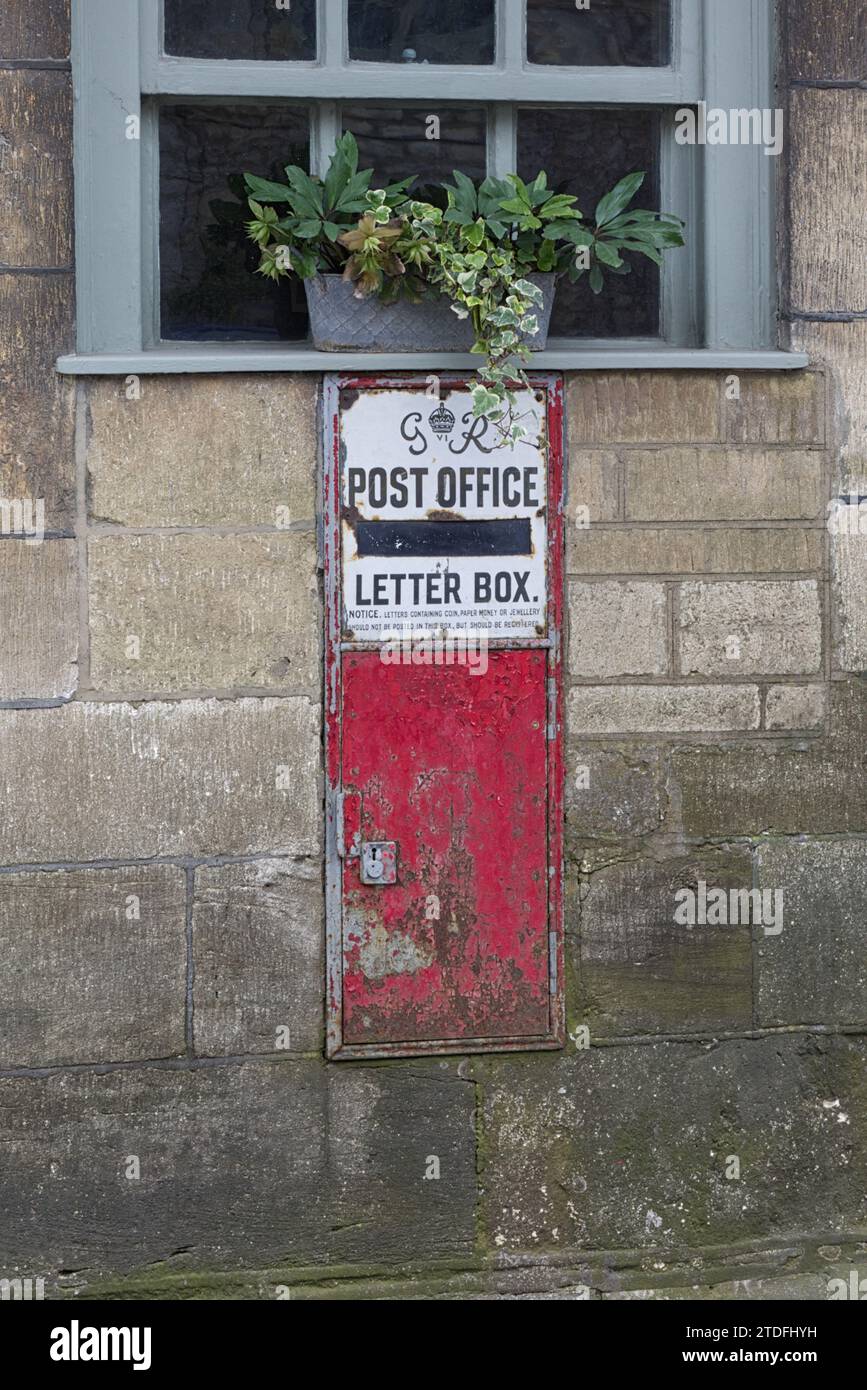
<box><xmin>324</xmin><ymin>375</ymin><xmax>564</xmax><ymax>1059</ymax></box>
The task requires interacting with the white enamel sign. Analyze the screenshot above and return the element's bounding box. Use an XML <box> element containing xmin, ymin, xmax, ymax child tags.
<box><xmin>340</xmin><ymin>387</ymin><xmax>548</xmax><ymax>641</ymax></box>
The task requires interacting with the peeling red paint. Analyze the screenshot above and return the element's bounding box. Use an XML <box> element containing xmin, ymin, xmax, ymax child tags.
<box><xmin>324</xmin><ymin>374</ymin><xmax>565</xmax><ymax>1059</ymax></box>
<box><xmin>342</xmin><ymin>651</ymin><xmax>549</xmax><ymax>1044</ymax></box>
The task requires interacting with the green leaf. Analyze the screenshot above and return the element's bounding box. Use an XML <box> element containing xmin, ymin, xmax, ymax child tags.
<box><xmin>294</xmin><ymin>218</ymin><xmax>323</xmax><ymax>240</ymax></box>
<box><xmin>589</xmin><ymin>264</ymin><xmax>604</xmax><ymax>294</ymax></box>
<box><xmin>537</xmin><ymin>238</ymin><xmax>556</xmax><ymax>272</ymax></box>
<box><xmin>333</xmin><ymin>169</ymin><xmax>374</xmax><ymax>212</ymax></box>
<box><xmin>594</xmin><ymin>241</ymin><xmax>623</xmax><ymax>268</ymax></box>
<box><xmin>244</xmin><ymin>174</ymin><xmax>295</xmax><ymax>204</ymax></box>
<box><xmin>594</xmin><ymin>171</ymin><xmax>645</xmax><ymax>228</ymax></box>
<box><xmin>538</xmin><ymin>194</ymin><xmax>580</xmax><ymax>220</ymax></box>
<box><xmin>527</xmin><ymin>171</ymin><xmax>549</xmax><ymax>206</ymax></box>
<box><xmin>542</xmin><ymin>219</ymin><xmax>585</xmax><ymax>241</ymax></box>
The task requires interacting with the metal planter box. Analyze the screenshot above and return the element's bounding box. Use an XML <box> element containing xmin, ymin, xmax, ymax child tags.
<box><xmin>305</xmin><ymin>273</ymin><xmax>556</xmax><ymax>352</ymax></box>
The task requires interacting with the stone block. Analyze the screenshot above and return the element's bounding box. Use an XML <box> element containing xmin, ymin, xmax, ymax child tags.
<box><xmin>193</xmin><ymin>857</ymin><xmax>323</xmax><ymax>1056</ymax></box>
<box><xmin>86</xmin><ymin>376</ymin><xmax>318</xmax><ymax>527</ymax></box>
<box><xmin>0</xmin><ymin>698</ymin><xmax>320</xmax><ymax>863</ymax></box>
<box><xmin>765</xmin><ymin>684</ymin><xmax>828</xmax><ymax>731</ymax></box>
<box><xmin>624</xmin><ymin>449</ymin><xmax>824</xmax><ymax>522</ymax></box>
<box><xmin>88</xmin><ymin>533</ymin><xmax>319</xmax><ymax>693</ymax></box>
<box><xmin>566</xmin><ymin>373</ymin><xmax>719</xmax><ymax>445</ymax></box>
<box><xmin>0</xmin><ymin>0</ymin><xmax>69</xmax><ymax>60</ymax></box>
<box><xmin>0</xmin><ymin>273</ymin><xmax>75</xmax><ymax>530</ymax></box>
<box><xmin>574</xmin><ymin>854</ymin><xmax>753</xmax><ymax>1035</ymax></box>
<box><xmin>565</xmin><ymin>747</ymin><xmax>667</xmax><ymax>843</ymax></box>
<box><xmin>756</xmin><ymin>838</ymin><xmax>867</xmax><ymax>1027</ymax></box>
<box><xmin>567</xmin><ymin>449</ymin><xmax>619</xmax><ymax>523</ymax></box>
<box><xmin>568</xmin><ymin>527</ymin><xmax>821</xmax><ymax>575</ymax></box>
<box><xmin>568</xmin><ymin>684</ymin><xmax>760</xmax><ymax>735</ymax></box>
<box><xmin>569</xmin><ymin>582</ymin><xmax>668</xmax><ymax>678</ymax></box>
<box><xmin>476</xmin><ymin>1036</ymin><xmax>867</xmax><ymax>1253</ymax></box>
<box><xmin>790</xmin><ymin>90</ymin><xmax>867</xmax><ymax>314</ymax></box>
<box><xmin>0</xmin><ymin>71</ymin><xmax>72</xmax><ymax>268</ymax></box>
<box><xmin>0</xmin><ymin>539</ymin><xmax>77</xmax><ymax>698</ymax></box>
<box><xmin>0</xmin><ymin>865</ymin><xmax>186</xmax><ymax>1066</ymax></box>
<box><xmin>678</xmin><ymin>580</ymin><xmax>822</xmax><ymax>677</ymax></box>
<box><xmin>0</xmin><ymin>1060</ymin><xmax>477</xmax><ymax>1274</ymax></box>
<box><xmin>787</xmin><ymin>0</ymin><xmax>867</xmax><ymax>80</ymax></box>
<box><xmin>725</xmin><ymin>372</ymin><xmax>825</xmax><ymax>446</ymax></box>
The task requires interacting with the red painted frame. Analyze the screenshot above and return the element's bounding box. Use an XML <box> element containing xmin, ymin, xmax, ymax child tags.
<box><xmin>323</xmin><ymin>372</ymin><xmax>565</xmax><ymax>1060</ymax></box>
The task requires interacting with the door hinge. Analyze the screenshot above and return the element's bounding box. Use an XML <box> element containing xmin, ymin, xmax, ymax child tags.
<box><xmin>547</xmin><ymin>677</ymin><xmax>558</xmax><ymax>741</ymax></box>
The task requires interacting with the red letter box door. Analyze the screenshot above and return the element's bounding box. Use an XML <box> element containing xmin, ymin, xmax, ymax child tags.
<box><xmin>325</xmin><ymin>376</ymin><xmax>564</xmax><ymax>1059</ymax></box>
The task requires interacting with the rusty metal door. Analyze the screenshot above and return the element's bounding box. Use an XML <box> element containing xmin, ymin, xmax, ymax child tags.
<box><xmin>324</xmin><ymin>375</ymin><xmax>564</xmax><ymax>1059</ymax></box>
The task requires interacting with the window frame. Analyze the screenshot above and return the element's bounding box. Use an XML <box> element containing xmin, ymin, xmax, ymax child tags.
<box><xmin>60</xmin><ymin>0</ymin><xmax>807</xmax><ymax>373</ymax></box>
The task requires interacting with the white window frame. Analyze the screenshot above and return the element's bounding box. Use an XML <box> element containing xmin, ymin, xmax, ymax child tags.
<box><xmin>59</xmin><ymin>0</ymin><xmax>807</xmax><ymax>373</ymax></box>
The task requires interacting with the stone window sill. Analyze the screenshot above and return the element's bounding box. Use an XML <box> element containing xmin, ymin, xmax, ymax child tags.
<box><xmin>57</xmin><ymin>344</ymin><xmax>810</xmax><ymax>375</ymax></box>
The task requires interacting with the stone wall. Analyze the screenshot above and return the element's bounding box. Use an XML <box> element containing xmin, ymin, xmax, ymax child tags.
<box><xmin>0</xmin><ymin>0</ymin><xmax>864</xmax><ymax>1298</ymax></box>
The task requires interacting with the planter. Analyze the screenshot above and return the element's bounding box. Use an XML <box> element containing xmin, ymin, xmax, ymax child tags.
<box><xmin>305</xmin><ymin>273</ymin><xmax>556</xmax><ymax>352</ymax></box>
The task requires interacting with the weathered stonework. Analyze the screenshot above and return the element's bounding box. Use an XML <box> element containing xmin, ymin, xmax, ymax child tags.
<box><xmin>0</xmin><ymin>273</ymin><xmax>75</xmax><ymax>530</ymax></box>
<box><xmin>624</xmin><ymin>449</ymin><xmax>824</xmax><ymax>522</ymax></box>
<box><xmin>574</xmin><ymin>854</ymin><xmax>753</xmax><ymax>1036</ymax></box>
<box><xmin>764</xmin><ymin>683</ymin><xmax>828</xmax><ymax>731</ymax></box>
<box><xmin>475</xmin><ymin>1037</ymin><xmax>867</xmax><ymax>1254</ymax></box>
<box><xmin>192</xmin><ymin>857</ymin><xmax>323</xmax><ymax>1056</ymax></box>
<box><xmin>790</xmin><ymin>89</ymin><xmax>867</xmax><ymax>315</ymax></box>
<box><xmin>0</xmin><ymin>1061</ymin><xmax>477</xmax><ymax>1276</ymax></box>
<box><xmin>568</xmin><ymin>526</ymin><xmax>821</xmax><ymax>575</ymax></box>
<box><xmin>756</xmin><ymin>839</ymin><xmax>867</xmax><ymax>1028</ymax></box>
<box><xmin>568</xmin><ymin>581</ymin><xmax>668</xmax><ymax>678</ymax></box>
<box><xmin>677</xmin><ymin>580</ymin><xmax>822</xmax><ymax>677</ymax></box>
<box><xmin>0</xmin><ymin>538</ymin><xmax>77</xmax><ymax>698</ymax></box>
<box><xmin>567</xmin><ymin>448</ymin><xmax>620</xmax><ymax>523</ymax></box>
<box><xmin>566</xmin><ymin>373</ymin><xmax>719</xmax><ymax>444</ymax></box>
<box><xmin>0</xmin><ymin>0</ymin><xmax>69</xmax><ymax>59</ymax></box>
<box><xmin>0</xmin><ymin>71</ymin><xmax>72</xmax><ymax>269</ymax></box>
<box><xmin>86</xmin><ymin>376</ymin><xmax>318</xmax><ymax>528</ymax></box>
<box><xmin>565</xmin><ymin>747</ymin><xmax>668</xmax><ymax>845</ymax></box>
<box><xmin>787</xmin><ymin>0</ymin><xmax>867</xmax><ymax>81</ymax></box>
<box><xmin>569</xmin><ymin>684</ymin><xmax>761</xmax><ymax>736</ymax></box>
<box><xmin>723</xmin><ymin>372</ymin><xmax>825</xmax><ymax>446</ymax></box>
<box><xmin>88</xmin><ymin>533</ymin><xmax>319</xmax><ymax>693</ymax></box>
<box><xmin>0</xmin><ymin>698</ymin><xmax>320</xmax><ymax>862</ymax></box>
<box><xmin>673</xmin><ymin>680</ymin><xmax>867</xmax><ymax>836</ymax></box>
<box><xmin>0</xmin><ymin>865</ymin><xmax>186</xmax><ymax>1067</ymax></box>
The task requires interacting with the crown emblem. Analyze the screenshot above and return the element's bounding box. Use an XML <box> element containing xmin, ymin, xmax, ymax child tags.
<box><xmin>428</xmin><ymin>404</ymin><xmax>456</xmax><ymax>437</ymax></box>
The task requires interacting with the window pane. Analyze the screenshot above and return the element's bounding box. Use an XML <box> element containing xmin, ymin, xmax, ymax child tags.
<box><xmin>159</xmin><ymin>104</ymin><xmax>310</xmax><ymax>342</ymax></box>
<box><xmin>348</xmin><ymin>0</ymin><xmax>495</xmax><ymax>64</ymax></box>
<box><xmin>517</xmin><ymin>108</ymin><xmax>661</xmax><ymax>338</ymax></box>
<box><xmin>164</xmin><ymin>0</ymin><xmax>316</xmax><ymax>61</ymax></box>
<box><xmin>527</xmin><ymin>0</ymin><xmax>671</xmax><ymax>66</ymax></box>
<box><xmin>342</xmin><ymin>106</ymin><xmax>487</xmax><ymax>194</ymax></box>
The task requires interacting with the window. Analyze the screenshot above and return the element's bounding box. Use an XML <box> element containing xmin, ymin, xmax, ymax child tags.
<box><xmin>63</xmin><ymin>0</ymin><xmax>802</xmax><ymax>372</ymax></box>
